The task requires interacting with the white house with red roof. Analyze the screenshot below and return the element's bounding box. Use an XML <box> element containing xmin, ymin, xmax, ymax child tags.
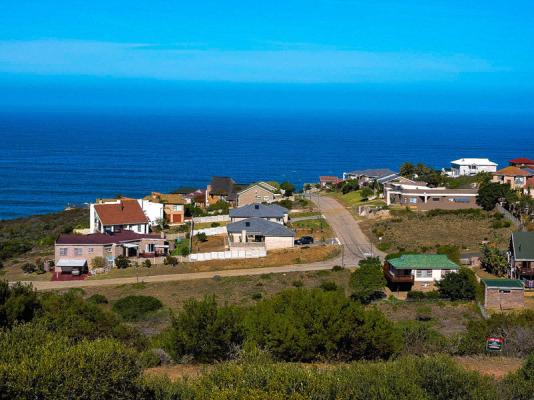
<box><xmin>90</xmin><ymin>199</ymin><xmax>152</xmax><ymax>234</ymax></box>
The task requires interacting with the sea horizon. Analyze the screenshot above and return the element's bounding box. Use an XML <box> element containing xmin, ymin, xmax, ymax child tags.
<box><xmin>1</xmin><ymin>108</ymin><xmax>533</xmax><ymax>220</ymax></box>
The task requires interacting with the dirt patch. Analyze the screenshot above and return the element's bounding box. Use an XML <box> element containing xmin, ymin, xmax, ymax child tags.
<box><xmin>191</xmin><ymin>234</ymin><xmax>226</xmax><ymax>253</ymax></box>
<box><xmin>454</xmin><ymin>356</ymin><xmax>523</xmax><ymax>379</ymax></box>
<box><xmin>145</xmin><ymin>364</ymin><xmax>212</xmax><ymax>380</ymax></box>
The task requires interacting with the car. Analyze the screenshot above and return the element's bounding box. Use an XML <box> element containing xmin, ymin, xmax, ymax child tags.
<box><xmin>71</xmin><ymin>269</ymin><xmax>81</xmax><ymax>276</ymax></box>
<box><xmin>295</xmin><ymin>236</ymin><xmax>314</xmax><ymax>245</ymax></box>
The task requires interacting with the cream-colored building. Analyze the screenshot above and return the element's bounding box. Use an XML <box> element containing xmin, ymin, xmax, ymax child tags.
<box><xmin>237</xmin><ymin>182</ymin><xmax>282</xmax><ymax>206</ymax></box>
<box><xmin>226</xmin><ymin>218</ymin><xmax>294</xmax><ymax>250</ymax></box>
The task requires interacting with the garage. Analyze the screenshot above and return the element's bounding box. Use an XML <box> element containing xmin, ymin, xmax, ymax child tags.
<box><xmin>55</xmin><ymin>259</ymin><xmax>88</xmax><ymax>275</ymax></box>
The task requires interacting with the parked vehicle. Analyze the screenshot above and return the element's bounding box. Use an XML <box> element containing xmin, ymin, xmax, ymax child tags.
<box><xmin>295</xmin><ymin>236</ymin><xmax>314</xmax><ymax>245</ymax></box>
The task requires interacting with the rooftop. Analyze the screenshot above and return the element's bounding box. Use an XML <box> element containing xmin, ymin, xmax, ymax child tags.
<box><xmin>57</xmin><ymin>230</ymin><xmax>162</xmax><ymax>245</ymax></box>
<box><xmin>144</xmin><ymin>192</ymin><xmax>186</xmax><ymax>204</ymax></box>
<box><xmin>238</xmin><ymin>181</ymin><xmax>279</xmax><ymax>194</ymax></box>
<box><xmin>93</xmin><ymin>200</ymin><xmax>149</xmax><ymax>225</ymax></box>
<box><xmin>388</xmin><ymin>254</ymin><xmax>460</xmax><ymax>270</ymax></box>
<box><xmin>451</xmin><ymin>158</ymin><xmax>497</xmax><ymax>166</ymax></box>
<box><xmin>227</xmin><ymin>218</ymin><xmax>295</xmax><ymax>237</ymax></box>
<box><xmin>509</xmin><ymin>157</ymin><xmax>534</xmax><ymax>165</ymax></box>
<box><xmin>511</xmin><ymin>232</ymin><xmax>534</xmax><ymax>261</ymax></box>
<box><xmin>494</xmin><ymin>166</ymin><xmax>534</xmax><ymax>177</ymax></box>
<box><xmin>482</xmin><ymin>279</ymin><xmax>524</xmax><ymax>289</ymax></box>
<box><xmin>345</xmin><ymin>168</ymin><xmax>398</xmax><ymax>179</ymax></box>
<box><xmin>229</xmin><ymin>203</ymin><xmax>288</xmax><ymax>219</ymax></box>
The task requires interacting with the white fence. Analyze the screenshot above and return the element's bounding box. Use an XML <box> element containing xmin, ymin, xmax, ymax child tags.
<box><xmin>193</xmin><ymin>226</ymin><xmax>227</xmax><ymax>236</ymax></box>
<box><xmin>192</xmin><ymin>215</ymin><xmax>230</xmax><ymax>224</ymax></box>
<box><xmin>189</xmin><ymin>247</ymin><xmax>266</xmax><ymax>262</ymax></box>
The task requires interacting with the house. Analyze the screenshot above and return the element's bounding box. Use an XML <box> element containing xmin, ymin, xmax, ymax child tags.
<box><xmin>445</xmin><ymin>158</ymin><xmax>497</xmax><ymax>177</ymax></box>
<box><xmin>384</xmin><ymin>181</ymin><xmax>479</xmax><ymax>210</ymax></box>
<box><xmin>342</xmin><ymin>168</ymin><xmax>399</xmax><ymax>185</ymax></box>
<box><xmin>90</xmin><ymin>199</ymin><xmax>151</xmax><ymax>234</ymax></box>
<box><xmin>237</xmin><ymin>182</ymin><xmax>282</xmax><ymax>206</ymax></box>
<box><xmin>319</xmin><ymin>176</ymin><xmax>343</xmax><ymax>188</ymax></box>
<box><xmin>144</xmin><ymin>192</ymin><xmax>186</xmax><ymax>224</ymax></box>
<box><xmin>137</xmin><ymin>199</ymin><xmax>164</xmax><ymax>225</ymax></box>
<box><xmin>509</xmin><ymin>157</ymin><xmax>534</xmax><ymax>169</ymax></box>
<box><xmin>226</xmin><ymin>218</ymin><xmax>295</xmax><ymax>250</ymax></box>
<box><xmin>206</xmin><ymin>176</ymin><xmax>248</xmax><ymax>207</ymax></box>
<box><xmin>383</xmin><ymin>254</ymin><xmax>459</xmax><ymax>288</ymax></box>
<box><xmin>55</xmin><ymin>231</ymin><xmax>168</xmax><ymax>274</ymax></box>
<box><xmin>492</xmin><ymin>166</ymin><xmax>534</xmax><ymax>190</ymax></box>
<box><xmin>525</xmin><ymin>177</ymin><xmax>534</xmax><ymax>198</ymax></box>
<box><xmin>509</xmin><ymin>232</ymin><xmax>534</xmax><ymax>280</ymax></box>
<box><xmin>229</xmin><ymin>203</ymin><xmax>289</xmax><ymax>224</ymax></box>
<box><xmin>482</xmin><ymin>279</ymin><xmax>524</xmax><ymax>310</ymax></box>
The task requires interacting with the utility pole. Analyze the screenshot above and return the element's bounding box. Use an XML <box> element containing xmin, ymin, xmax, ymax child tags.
<box><xmin>341</xmin><ymin>244</ymin><xmax>345</xmax><ymax>268</ymax></box>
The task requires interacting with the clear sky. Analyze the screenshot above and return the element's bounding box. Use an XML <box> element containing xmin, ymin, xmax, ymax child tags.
<box><xmin>1</xmin><ymin>1</ymin><xmax>533</xmax><ymax>113</ymax></box>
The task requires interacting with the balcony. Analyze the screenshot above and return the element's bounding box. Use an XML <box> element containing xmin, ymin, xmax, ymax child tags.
<box><xmin>383</xmin><ymin>264</ymin><xmax>414</xmax><ymax>284</ymax></box>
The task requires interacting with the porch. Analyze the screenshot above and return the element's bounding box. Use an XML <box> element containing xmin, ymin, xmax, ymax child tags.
<box><xmin>383</xmin><ymin>263</ymin><xmax>414</xmax><ymax>284</ymax></box>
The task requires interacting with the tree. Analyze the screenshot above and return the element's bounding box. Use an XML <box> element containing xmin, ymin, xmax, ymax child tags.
<box><xmin>436</xmin><ymin>267</ymin><xmax>478</xmax><ymax>300</ymax></box>
<box><xmin>360</xmin><ymin>187</ymin><xmax>374</xmax><ymax>200</ymax></box>
<box><xmin>480</xmin><ymin>244</ymin><xmax>508</xmax><ymax>277</ymax></box>
<box><xmin>476</xmin><ymin>182</ymin><xmax>515</xmax><ymax>211</ymax></box>
<box><xmin>90</xmin><ymin>256</ymin><xmax>106</xmax><ymax>269</ymax></box>
<box><xmin>166</xmin><ymin>295</ymin><xmax>243</xmax><ymax>362</ymax></box>
<box><xmin>350</xmin><ymin>257</ymin><xmax>386</xmax><ymax>304</ymax></box>
<box><xmin>114</xmin><ymin>255</ymin><xmax>130</xmax><ymax>269</ymax></box>
<box><xmin>196</xmin><ymin>232</ymin><xmax>208</xmax><ymax>242</ymax></box>
<box><xmin>280</xmin><ymin>181</ymin><xmax>295</xmax><ymax>197</ymax></box>
<box><xmin>0</xmin><ymin>281</ymin><xmax>40</xmax><ymax>329</ymax></box>
<box><xmin>400</xmin><ymin>162</ymin><xmax>415</xmax><ymax>177</ymax></box>
<box><xmin>164</xmin><ymin>256</ymin><xmax>178</xmax><ymax>267</ymax></box>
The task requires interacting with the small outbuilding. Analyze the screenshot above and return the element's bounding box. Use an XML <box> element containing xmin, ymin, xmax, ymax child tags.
<box><xmin>482</xmin><ymin>279</ymin><xmax>524</xmax><ymax>310</ymax></box>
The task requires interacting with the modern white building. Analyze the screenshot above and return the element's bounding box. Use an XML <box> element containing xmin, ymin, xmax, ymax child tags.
<box><xmin>446</xmin><ymin>158</ymin><xmax>498</xmax><ymax>177</ymax></box>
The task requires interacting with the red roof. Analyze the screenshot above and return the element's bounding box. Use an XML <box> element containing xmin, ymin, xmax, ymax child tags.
<box><xmin>320</xmin><ymin>176</ymin><xmax>342</xmax><ymax>183</ymax></box>
<box><xmin>494</xmin><ymin>166</ymin><xmax>533</xmax><ymax>177</ymax></box>
<box><xmin>509</xmin><ymin>157</ymin><xmax>534</xmax><ymax>165</ymax></box>
<box><xmin>56</xmin><ymin>231</ymin><xmax>162</xmax><ymax>245</ymax></box>
<box><xmin>94</xmin><ymin>200</ymin><xmax>149</xmax><ymax>225</ymax></box>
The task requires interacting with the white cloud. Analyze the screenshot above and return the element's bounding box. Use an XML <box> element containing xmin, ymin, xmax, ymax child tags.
<box><xmin>0</xmin><ymin>39</ymin><xmax>501</xmax><ymax>83</ymax></box>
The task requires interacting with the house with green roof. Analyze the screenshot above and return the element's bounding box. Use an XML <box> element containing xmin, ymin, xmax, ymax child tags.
<box><xmin>384</xmin><ymin>254</ymin><xmax>460</xmax><ymax>287</ymax></box>
<box><xmin>509</xmin><ymin>232</ymin><xmax>534</xmax><ymax>281</ymax></box>
<box><xmin>482</xmin><ymin>279</ymin><xmax>524</xmax><ymax>310</ymax></box>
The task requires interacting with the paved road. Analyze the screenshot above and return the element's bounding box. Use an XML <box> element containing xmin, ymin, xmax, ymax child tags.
<box><xmin>23</xmin><ymin>258</ymin><xmax>346</xmax><ymax>290</ymax></box>
<box><xmin>311</xmin><ymin>194</ymin><xmax>385</xmax><ymax>265</ymax></box>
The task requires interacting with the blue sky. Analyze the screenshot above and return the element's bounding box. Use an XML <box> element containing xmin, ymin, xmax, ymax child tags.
<box><xmin>1</xmin><ymin>1</ymin><xmax>533</xmax><ymax>112</ymax></box>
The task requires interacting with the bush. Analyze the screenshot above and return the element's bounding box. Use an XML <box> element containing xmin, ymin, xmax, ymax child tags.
<box><xmin>251</xmin><ymin>292</ymin><xmax>262</xmax><ymax>300</ymax></box>
<box><xmin>436</xmin><ymin>245</ymin><xmax>460</xmax><ymax>264</ymax></box>
<box><xmin>90</xmin><ymin>256</ymin><xmax>106</xmax><ymax>269</ymax></box>
<box><xmin>436</xmin><ymin>267</ymin><xmax>478</xmax><ymax>300</ymax></box>
<box><xmin>114</xmin><ymin>255</ymin><xmax>130</xmax><ymax>269</ymax></box>
<box><xmin>0</xmin><ymin>281</ymin><xmax>40</xmax><ymax>329</ymax></box>
<box><xmin>165</xmin><ymin>295</ymin><xmax>243</xmax><ymax>362</ymax></box>
<box><xmin>87</xmin><ymin>294</ymin><xmax>108</xmax><ymax>304</ymax></box>
<box><xmin>351</xmin><ymin>257</ymin><xmax>386</xmax><ymax>304</ymax></box>
<box><xmin>142</xmin><ymin>259</ymin><xmax>152</xmax><ymax>268</ymax></box>
<box><xmin>195</xmin><ymin>232</ymin><xmax>208</xmax><ymax>242</ymax></box>
<box><xmin>292</xmin><ymin>280</ymin><xmax>304</xmax><ymax>288</ymax></box>
<box><xmin>319</xmin><ymin>281</ymin><xmax>338</xmax><ymax>291</ymax></box>
<box><xmin>112</xmin><ymin>295</ymin><xmax>163</xmax><ymax>322</ymax></box>
<box><xmin>163</xmin><ymin>256</ymin><xmax>178</xmax><ymax>266</ymax></box>
<box><xmin>331</xmin><ymin>265</ymin><xmax>344</xmax><ymax>272</ymax></box>
<box><xmin>210</xmin><ymin>222</ymin><xmax>220</xmax><ymax>228</ymax></box>
<box><xmin>21</xmin><ymin>262</ymin><xmax>37</xmax><ymax>273</ymax></box>
<box><xmin>407</xmin><ymin>290</ymin><xmax>440</xmax><ymax>301</ymax></box>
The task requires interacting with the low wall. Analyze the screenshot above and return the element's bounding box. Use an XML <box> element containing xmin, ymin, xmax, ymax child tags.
<box><xmin>193</xmin><ymin>215</ymin><xmax>230</xmax><ymax>223</ymax></box>
<box><xmin>193</xmin><ymin>226</ymin><xmax>227</xmax><ymax>236</ymax></box>
<box><xmin>189</xmin><ymin>247</ymin><xmax>266</xmax><ymax>262</ymax></box>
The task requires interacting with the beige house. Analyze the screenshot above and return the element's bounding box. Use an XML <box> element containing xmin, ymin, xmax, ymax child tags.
<box><xmin>144</xmin><ymin>192</ymin><xmax>186</xmax><ymax>224</ymax></box>
<box><xmin>55</xmin><ymin>231</ymin><xmax>168</xmax><ymax>273</ymax></box>
<box><xmin>226</xmin><ymin>218</ymin><xmax>294</xmax><ymax>250</ymax></box>
<box><xmin>492</xmin><ymin>166</ymin><xmax>534</xmax><ymax>190</ymax></box>
<box><xmin>237</xmin><ymin>182</ymin><xmax>282</xmax><ymax>206</ymax></box>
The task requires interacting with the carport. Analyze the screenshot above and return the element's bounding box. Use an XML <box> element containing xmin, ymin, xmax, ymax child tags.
<box><xmin>55</xmin><ymin>259</ymin><xmax>88</xmax><ymax>274</ymax></box>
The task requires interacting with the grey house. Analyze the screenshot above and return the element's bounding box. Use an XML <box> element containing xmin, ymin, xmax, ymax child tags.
<box><xmin>229</xmin><ymin>203</ymin><xmax>289</xmax><ymax>224</ymax></box>
<box><xmin>227</xmin><ymin>218</ymin><xmax>295</xmax><ymax>250</ymax></box>
<box><xmin>342</xmin><ymin>168</ymin><xmax>399</xmax><ymax>185</ymax></box>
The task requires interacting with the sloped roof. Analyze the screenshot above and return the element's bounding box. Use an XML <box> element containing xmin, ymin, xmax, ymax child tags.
<box><xmin>227</xmin><ymin>218</ymin><xmax>295</xmax><ymax>237</ymax></box>
<box><xmin>209</xmin><ymin>176</ymin><xmax>236</xmax><ymax>195</ymax></box>
<box><xmin>346</xmin><ymin>168</ymin><xmax>398</xmax><ymax>178</ymax></box>
<box><xmin>144</xmin><ymin>192</ymin><xmax>186</xmax><ymax>205</ymax></box>
<box><xmin>388</xmin><ymin>254</ymin><xmax>459</xmax><ymax>270</ymax></box>
<box><xmin>511</xmin><ymin>232</ymin><xmax>534</xmax><ymax>261</ymax></box>
<box><xmin>238</xmin><ymin>182</ymin><xmax>278</xmax><ymax>195</ymax></box>
<box><xmin>509</xmin><ymin>157</ymin><xmax>534</xmax><ymax>165</ymax></box>
<box><xmin>57</xmin><ymin>230</ymin><xmax>161</xmax><ymax>245</ymax></box>
<box><xmin>94</xmin><ymin>200</ymin><xmax>149</xmax><ymax>225</ymax></box>
<box><xmin>230</xmin><ymin>203</ymin><xmax>288</xmax><ymax>218</ymax></box>
<box><xmin>482</xmin><ymin>279</ymin><xmax>524</xmax><ymax>289</ymax></box>
<box><xmin>451</xmin><ymin>158</ymin><xmax>497</xmax><ymax>166</ymax></box>
<box><xmin>494</xmin><ymin>166</ymin><xmax>533</xmax><ymax>177</ymax></box>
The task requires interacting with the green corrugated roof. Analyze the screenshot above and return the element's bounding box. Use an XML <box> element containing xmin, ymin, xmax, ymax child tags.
<box><xmin>482</xmin><ymin>279</ymin><xmax>524</xmax><ymax>289</ymax></box>
<box><xmin>388</xmin><ymin>254</ymin><xmax>459</xmax><ymax>270</ymax></box>
<box><xmin>512</xmin><ymin>232</ymin><xmax>534</xmax><ymax>260</ymax></box>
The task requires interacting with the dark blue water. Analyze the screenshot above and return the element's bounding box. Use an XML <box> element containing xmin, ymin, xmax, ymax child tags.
<box><xmin>1</xmin><ymin>110</ymin><xmax>533</xmax><ymax>220</ymax></box>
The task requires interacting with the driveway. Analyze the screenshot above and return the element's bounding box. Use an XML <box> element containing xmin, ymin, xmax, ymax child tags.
<box><xmin>311</xmin><ymin>194</ymin><xmax>385</xmax><ymax>265</ymax></box>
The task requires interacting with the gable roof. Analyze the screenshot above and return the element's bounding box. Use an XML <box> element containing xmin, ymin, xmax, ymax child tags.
<box><xmin>238</xmin><ymin>182</ymin><xmax>278</xmax><ymax>195</ymax></box>
<box><xmin>57</xmin><ymin>230</ymin><xmax>161</xmax><ymax>245</ymax></box>
<box><xmin>494</xmin><ymin>166</ymin><xmax>534</xmax><ymax>177</ymax></box>
<box><xmin>230</xmin><ymin>203</ymin><xmax>288</xmax><ymax>218</ymax></box>
<box><xmin>209</xmin><ymin>176</ymin><xmax>236</xmax><ymax>196</ymax></box>
<box><xmin>511</xmin><ymin>232</ymin><xmax>534</xmax><ymax>261</ymax></box>
<box><xmin>227</xmin><ymin>218</ymin><xmax>295</xmax><ymax>237</ymax></box>
<box><xmin>144</xmin><ymin>192</ymin><xmax>186</xmax><ymax>205</ymax></box>
<box><xmin>346</xmin><ymin>168</ymin><xmax>398</xmax><ymax>178</ymax></box>
<box><xmin>388</xmin><ymin>254</ymin><xmax>459</xmax><ymax>270</ymax></box>
<box><xmin>172</xmin><ymin>187</ymin><xmax>199</xmax><ymax>194</ymax></box>
<box><xmin>509</xmin><ymin>157</ymin><xmax>534</xmax><ymax>165</ymax></box>
<box><xmin>93</xmin><ymin>200</ymin><xmax>149</xmax><ymax>225</ymax></box>
<box><xmin>482</xmin><ymin>279</ymin><xmax>524</xmax><ymax>289</ymax></box>
<box><xmin>451</xmin><ymin>158</ymin><xmax>497</xmax><ymax>166</ymax></box>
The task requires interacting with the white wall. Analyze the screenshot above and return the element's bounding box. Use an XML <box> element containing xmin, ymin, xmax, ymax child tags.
<box><xmin>265</xmin><ymin>236</ymin><xmax>294</xmax><ymax>250</ymax></box>
<box><xmin>137</xmin><ymin>199</ymin><xmax>164</xmax><ymax>225</ymax></box>
<box><xmin>192</xmin><ymin>215</ymin><xmax>230</xmax><ymax>223</ymax></box>
<box><xmin>412</xmin><ymin>269</ymin><xmax>456</xmax><ymax>282</ymax></box>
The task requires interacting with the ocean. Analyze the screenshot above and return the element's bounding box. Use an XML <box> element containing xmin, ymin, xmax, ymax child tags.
<box><xmin>1</xmin><ymin>110</ymin><xmax>533</xmax><ymax>220</ymax></box>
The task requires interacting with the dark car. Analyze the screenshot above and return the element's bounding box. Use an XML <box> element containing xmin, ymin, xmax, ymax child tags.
<box><xmin>295</xmin><ymin>236</ymin><xmax>314</xmax><ymax>245</ymax></box>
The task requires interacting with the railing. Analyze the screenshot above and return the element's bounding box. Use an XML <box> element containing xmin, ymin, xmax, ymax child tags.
<box><xmin>139</xmin><ymin>251</ymin><xmax>167</xmax><ymax>258</ymax></box>
<box><xmin>383</xmin><ymin>265</ymin><xmax>414</xmax><ymax>284</ymax></box>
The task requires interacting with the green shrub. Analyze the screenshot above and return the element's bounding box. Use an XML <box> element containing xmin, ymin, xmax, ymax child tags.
<box><xmin>87</xmin><ymin>294</ymin><xmax>108</xmax><ymax>304</ymax></box>
<box><xmin>377</xmin><ymin>242</ymin><xmax>392</xmax><ymax>251</ymax></box>
<box><xmin>163</xmin><ymin>256</ymin><xmax>178</xmax><ymax>266</ymax></box>
<box><xmin>112</xmin><ymin>295</ymin><xmax>163</xmax><ymax>322</ymax></box>
<box><xmin>196</xmin><ymin>232</ymin><xmax>208</xmax><ymax>242</ymax></box>
<box><xmin>407</xmin><ymin>290</ymin><xmax>440</xmax><ymax>301</ymax></box>
<box><xmin>210</xmin><ymin>222</ymin><xmax>220</xmax><ymax>227</ymax></box>
<box><xmin>114</xmin><ymin>255</ymin><xmax>131</xmax><ymax>269</ymax></box>
<box><xmin>251</xmin><ymin>292</ymin><xmax>263</xmax><ymax>300</ymax></box>
<box><xmin>292</xmin><ymin>280</ymin><xmax>304</xmax><ymax>287</ymax></box>
<box><xmin>351</xmin><ymin>257</ymin><xmax>386</xmax><ymax>304</ymax></box>
<box><xmin>436</xmin><ymin>267</ymin><xmax>478</xmax><ymax>300</ymax></box>
<box><xmin>331</xmin><ymin>265</ymin><xmax>344</xmax><ymax>272</ymax></box>
<box><xmin>0</xmin><ymin>281</ymin><xmax>40</xmax><ymax>329</ymax></box>
<box><xmin>21</xmin><ymin>262</ymin><xmax>37</xmax><ymax>273</ymax></box>
<box><xmin>142</xmin><ymin>259</ymin><xmax>152</xmax><ymax>268</ymax></box>
<box><xmin>320</xmin><ymin>281</ymin><xmax>338</xmax><ymax>291</ymax></box>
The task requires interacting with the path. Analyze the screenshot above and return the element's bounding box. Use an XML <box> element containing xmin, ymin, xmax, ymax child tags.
<box><xmin>311</xmin><ymin>194</ymin><xmax>385</xmax><ymax>265</ymax></box>
<box><xmin>22</xmin><ymin>258</ymin><xmax>346</xmax><ymax>290</ymax></box>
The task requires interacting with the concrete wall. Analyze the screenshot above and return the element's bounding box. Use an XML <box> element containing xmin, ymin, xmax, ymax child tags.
<box><xmin>193</xmin><ymin>215</ymin><xmax>230</xmax><ymax>223</ymax></box>
<box><xmin>412</xmin><ymin>268</ymin><xmax>455</xmax><ymax>282</ymax></box>
<box><xmin>265</xmin><ymin>236</ymin><xmax>294</xmax><ymax>250</ymax></box>
<box><xmin>231</xmin><ymin>216</ymin><xmax>284</xmax><ymax>224</ymax></box>
<box><xmin>193</xmin><ymin>226</ymin><xmax>227</xmax><ymax>236</ymax></box>
<box><xmin>484</xmin><ymin>288</ymin><xmax>524</xmax><ymax>310</ymax></box>
<box><xmin>389</xmin><ymin>193</ymin><xmax>479</xmax><ymax>210</ymax></box>
<box><xmin>189</xmin><ymin>247</ymin><xmax>266</xmax><ymax>261</ymax></box>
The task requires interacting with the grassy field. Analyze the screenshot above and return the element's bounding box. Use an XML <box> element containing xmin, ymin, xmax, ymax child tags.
<box><xmin>360</xmin><ymin>209</ymin><xmax>513</xmax><ymax>254</ymax></box>
<box><xmin>290</xmin><ymin>218</ymin><xmax>334</xmax><ymax>240</ymax></box>
<box><xmin>88</xmin><ymin>245</ymin><xmax>341</xmax><ymax>280</ymax></box>
<box><xmin>327</xmin><ymin>190</ymin><xmax>386</xmax><ymax>208</ymax></box>
<box><xmin>289</xmin><ymin>211</ymin><xmax>321</xmax><ymax>218</ymax></box>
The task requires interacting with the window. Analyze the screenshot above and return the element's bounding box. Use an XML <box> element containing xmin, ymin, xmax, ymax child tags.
<box><xmin>409</xmin><ymin>197</ymin><xmax>417</xmax><ymax>204</ymax></box>
<box><xmin>146</xmin><ymin>243</ymin><xmax>155</xmax><ymax>253</ymax></box>
<box><xmin>59</xmin><ymin>248</ymin><xmax>68</xmax><ymax>256</ymax></box>
<box><xmin>448</xmin><ymin>197</ymin><xmax>470</xmax><ymax>203</ymax></box>
<box><xmin>88</xmin><ymin>248</ymin><xmax>94</xmax><ymax>254</ymax></box>
<box><xmin>441</xmin><ymin>270</ymin><xmax>450</xmax><ymax>278</ymax></box>
<box><xmin>432</xmin><ymin>197</ymin><xmax>441</xmax><ymax>202</ymax></box>
<box><xmin>515</xmin><ymin>177</ymin><xmax>525</xmax><ymax>185</ymax></box>
<box><xmin>415</xmin><ymin>269</ymin><xmax>432</xmax><ymax>278</ymax></box>
<box><xmin>74</xmin><ymin>248</ymin><xmax>82</xmax><ymax>256</ymax></box>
